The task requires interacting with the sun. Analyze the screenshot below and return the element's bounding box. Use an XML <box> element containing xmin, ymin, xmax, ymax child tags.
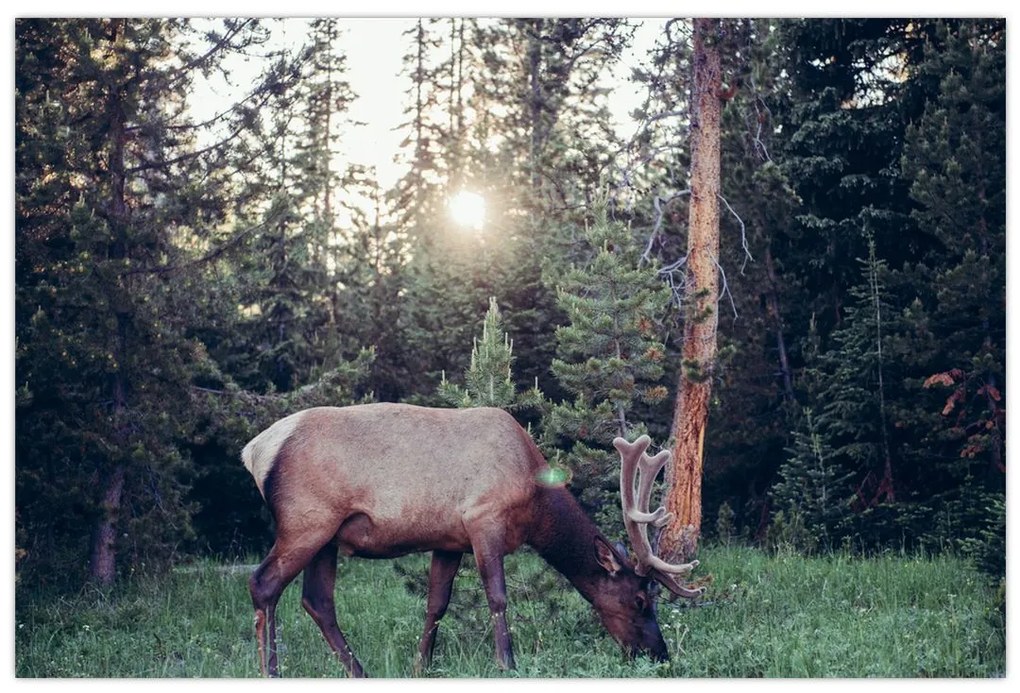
<box><xmin>448</xmin><ymin>190</ymin><xmax>486</xmax><ymax>231</ymax></box>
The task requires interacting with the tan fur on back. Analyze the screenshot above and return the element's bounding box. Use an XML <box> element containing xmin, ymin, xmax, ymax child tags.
<box><xmin>242</xmin><ymin>403</ymin><xmax>548</xmax><ymax>556</ymax></box>
<box><xmin>241</xmin><ymin>409</ymin><xmax>308</xmax><ymax>497</ymax></box>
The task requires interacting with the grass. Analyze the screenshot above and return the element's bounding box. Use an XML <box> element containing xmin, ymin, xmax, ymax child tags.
<box><xmin>14</xmin><ymin>544</ymin><xmax>1005</xmax><ymax>678</ymax></box>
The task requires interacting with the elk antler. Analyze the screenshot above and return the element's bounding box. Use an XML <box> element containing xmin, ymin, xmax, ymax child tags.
<box><xmin>614</xmin><ymin>435</ymin><xmax>705</xmax><ymax>599</ymax></box>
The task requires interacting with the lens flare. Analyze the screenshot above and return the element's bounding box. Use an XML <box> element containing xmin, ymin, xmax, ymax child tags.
<box><xmin>536</xmin><ymin>466</ymin><xmax>571</xmax><ymax>488</ymax></box>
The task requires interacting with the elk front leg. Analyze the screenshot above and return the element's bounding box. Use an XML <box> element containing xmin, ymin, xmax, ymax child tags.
<box><xmin>253</xmin><ymin>603</ymin><xmax>273</xmax><ymax>677</ymax></box>
<box><xmin>415</xmin><ymin>550</ymin><xmax>463</xmax><ymax>675</ymax></box>
<box><xmin>473</xmin><ymin>546</ymin><xmax>516</xmax><ymax>671</ymax></box>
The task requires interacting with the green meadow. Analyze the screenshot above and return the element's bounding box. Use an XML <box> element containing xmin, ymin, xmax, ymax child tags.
<box><xmin>15</xmin><ymin>544</ymin><xmax>1005</xmax><ymax>678</ymax></box>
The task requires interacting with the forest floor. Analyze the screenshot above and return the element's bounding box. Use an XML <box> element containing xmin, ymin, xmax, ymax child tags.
<box><xmin>14</xmin><ymin>544</ymin><xmax>1005</xmax><ymax>678</ymax></box>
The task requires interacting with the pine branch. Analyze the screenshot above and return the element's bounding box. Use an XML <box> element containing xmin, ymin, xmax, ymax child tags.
<box><xmin>167</xmin><ymin>19</ymin><xmax>260</xmax><ymax>90</ymax></box>
<box><xmin>120</xmin><ymin>207</ymin><xmax>283</xmax><ymax>277</ymax></box>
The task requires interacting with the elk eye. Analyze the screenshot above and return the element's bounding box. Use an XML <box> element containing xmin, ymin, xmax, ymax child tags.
<box><xmin>635</xmin><ymin>592</ymin><xmax>648</xmax><ymax>611</ymax></box>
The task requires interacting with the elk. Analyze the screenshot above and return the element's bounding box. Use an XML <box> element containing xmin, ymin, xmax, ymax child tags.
<box><xmin>242</xmin><ymin>403</ymin><xmax>702</xmax><ymax>677</ymax></box>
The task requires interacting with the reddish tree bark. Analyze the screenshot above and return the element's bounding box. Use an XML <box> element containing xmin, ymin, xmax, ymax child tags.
<box><xmin>661</xmin><ymin>18</ymin><xmax>723</xmax><ymax>564</ymax></box>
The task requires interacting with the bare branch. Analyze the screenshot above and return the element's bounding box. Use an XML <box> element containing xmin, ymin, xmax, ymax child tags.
<box><xmin>640</xmin><ymin>189</ymin><xmax>691</xmax><ymax>266</ymax></box>
<box><xmin>715</xmin><ymin>258</ymin><xmax>738</xmax><ymax>320</ymax></box>
<box><xmin>718</xmin><ymin>193</ymin><xmax>753</xmax><ymax>274</ymax></box>
<box><xmin>641</xmin><ymin>109</ymin><xmax>688</xmax><ymax>127</ymax></box>
<box><xmin>746</xmin><ymin>66</ymin><xmax>775</xmax><ymax>163</ymax></box>
<box><xmin>657</xmin><ymin>255</ymin><xmax>689</xmax><ymax>308</ymax></box>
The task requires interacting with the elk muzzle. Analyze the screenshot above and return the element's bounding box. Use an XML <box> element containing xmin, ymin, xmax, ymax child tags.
<box><xmin>636</xmin><ymin>618</ymin><xmax>670</xmax><ymax>662</ymax></box>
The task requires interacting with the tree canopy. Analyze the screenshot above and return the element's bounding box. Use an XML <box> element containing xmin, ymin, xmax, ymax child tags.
<box><xmin>15</xmin><ymin>18</ymin><xmax>1005</xmax><ymax>589</ymax></box>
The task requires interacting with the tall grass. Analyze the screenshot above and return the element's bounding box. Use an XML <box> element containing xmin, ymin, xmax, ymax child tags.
<box><xmin>14</xmin><ymin>545</ymin><xmax>1004</xmax><ymax>678</ymax></box>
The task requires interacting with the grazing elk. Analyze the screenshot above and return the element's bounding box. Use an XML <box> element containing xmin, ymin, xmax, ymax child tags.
<box><xmin>242</xmin><ymin>403</ymin><xmax>702</xmax><ymax>677</ymax></box>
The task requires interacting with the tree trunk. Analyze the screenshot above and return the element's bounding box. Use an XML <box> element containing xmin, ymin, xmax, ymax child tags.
<box><xmin>526</xmin><ymin>20</ymin><xmax>544</xmax><ymax>194</ymax></box>
<box><xmin>764</xmin><ymin>244</ymin><xmax>796</xmax><ymax>403</ymax></box>
<box><xmin>89</xmin><ymin>464</ymin><xmax>126</xmax><ymax>585</ymax></box>
<box><xmin>89</xmin><ymin>21</ymin><xmax>130</xmax><ymax>585</ymax></box>
<box><xmin>661</xmin><ymin>18</ymin><xmax>723</xmax><ymax>564</ymax></box>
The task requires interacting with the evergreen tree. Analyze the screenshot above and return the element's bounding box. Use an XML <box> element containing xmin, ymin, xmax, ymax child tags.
<box><xmin>893</xmin><ymin>19</ymin><xmax>1005</xmax><ymax>571</ymax></box>
<box><xmin>769</xmin><ymin>19</ymin><xmax>925</xmax><ymax>338</ymax></box>
<box><xmin>437</xmin><ymin>297</ymin><xmax>544</xmax><ymax>412</ymax></box>
<box><xmin>770</xmin><ymin>408</ymin><xmax>854</xmax><ymax>553</ymax></box>
<box><xmin>393</xmin><ymin>19</ymin><xmax>635</xmax><ymax>401</ymax></box>
<box><xmin>769</xmin><ymin>240</ymin><xmax>900</xmax><ymax>547</ymax></box>
<box><xmin>624</xmin><ymin>19</ymin><xmax>796</xmax><ymax>542</ymax></box>
<box><xmin>391</xmin><ymin>18</ymin><xmax>463</xmax><ymax>239</ymax></box>
<box><xmin>390</xmin><ymin>18</ymin><xmax>494</xmax><ymax>399</ymax></box>
<box><xmin>544</xmin><ymin>196</ymin><xmax>672</xmax><ymax>529</ymax></box>
<box><xmin>660</xmin><ymin>17</ymin><xmax>727</xmax><ymax>563</ymax></box>
<box><xmin>333</xmin><ymin>169</ymin><xmax>410</xmax><ymax>401</ymax></box>
<box><xmin>223</xmin><ymin>20</ymin><xmax>369</xmax><ymax>394</ymax></box>
<box><xmin>15</xmin><ymin>18</ymin><xmax>269</xmax><ymax>585</ymax></box>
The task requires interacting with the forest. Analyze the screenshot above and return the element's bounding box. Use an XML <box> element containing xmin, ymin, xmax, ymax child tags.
<box><xmin>15</xmin><ymin>14</ymin><xmax>1005</xmax><ymax>611</ymax></box>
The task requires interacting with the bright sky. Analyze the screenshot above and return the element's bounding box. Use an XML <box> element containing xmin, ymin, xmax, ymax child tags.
<box><xmin>341</xmin><ymin>19</ymin><xmax>416</xmax><ymax>188</ymax></box>
<box><xmin>189</xmin><ymin>18</ymin><xmax>667</xmax><ymax>191</ymax></box>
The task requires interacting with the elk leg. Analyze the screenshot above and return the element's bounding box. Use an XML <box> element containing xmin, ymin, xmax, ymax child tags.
<box><xmin>253</xmin><ymin>602</ymin><xmax>271</xmax><ymax>677</ymax></box>
<box><xmin>472</xmin><ymin>545</ymin><xmax>516</xmax><ymax>671</ymax></box>
<box><xmin>301</xmin><ymin>543</ymin><xmax>366</xmax><ymax>678</ymax></box>
<box><xmin>249</xmin><ymin>530</ymin><xmax>336</xmax><ymax>677</ymax></box>
<box><xmin>414</xmin><ymin>550</ymin><xmax>463</xmax><ymax>675</ymax></box>
<box><xmin>250</xmin><ymin>544</ymin><xmax>296</xmax><ymax>677</ymax></box>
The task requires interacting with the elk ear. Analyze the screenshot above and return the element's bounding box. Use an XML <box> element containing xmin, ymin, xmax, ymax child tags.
<box><xmin>594</xmin><ymin>536</ymin><xmax>624</xmax><ymax>576</ymax></box>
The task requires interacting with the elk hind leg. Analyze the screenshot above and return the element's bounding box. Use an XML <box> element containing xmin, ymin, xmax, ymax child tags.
<box><xmin>249</xmin><ymin>543</ymin><xmax>309</xmax><ymax>677</ymax></box>
<box><xmin>250</xmin><ymin>526</ymin><xmax>338</xmax><ymax>677</ymax></box>
<box><xmin>414</xmin><ymin>550</ymin><xmax>463</xmax><ymax>675</ymax></box>
<box><xmin>301</xmin><ymin>543</ymin><xmax>365</xmax><ymax>678</ymax></box>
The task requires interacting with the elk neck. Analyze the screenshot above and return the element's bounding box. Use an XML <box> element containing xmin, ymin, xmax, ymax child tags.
<box><xmin>525</xmin><ymin>485</ymin><xmax>609</xmax><ymax>604</ymax></box>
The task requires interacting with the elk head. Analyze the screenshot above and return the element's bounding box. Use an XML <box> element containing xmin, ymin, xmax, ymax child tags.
<box><xmin>562</xmin><ymin>435</ymin><xmax>704</xmax><ymax>662</ymax></box>
<box><xmin>587</xmin><ymin>535</ymin><xmax>672</xmax><ymax>661</ymax></box>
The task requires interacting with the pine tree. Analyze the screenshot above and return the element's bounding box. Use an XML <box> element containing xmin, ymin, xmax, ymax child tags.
<box><xmin>437</xmin><ymin>297</ymin><xmax>544</xmax><ymax>412</ymax></box>
<box><xmin>900</xmin><ymin>20</ymin><xmax>1005</xmax><ymax>474</ymax></box>
<box><xmin>894</xmin><ymin>19</ymin><xmax>1005</xmax><ymax>571</ymax></box>
<box><xmin>544</xmin><ymin>196</ymin><xmax>672</xmax><ymax>529</ymax></box>
<box><xmin>332</xmin><ymin>170</ymin><xmax>410</xmax><ymax>401</ymax></box>
<box><xmin>389</xmin><ymin>19</ymin><xmax>496</xmax><ymax>399</ymax></box>
<box><xmin>624</xmin><ymin>19</ymin><xmax>798</xmax><ymax>548</ymax></box>
<box><xmin>15</xmin><ymin>18</ymin><xmax>270</xmax><ymax>585</ymax></box>
<box><xmin>769</xmin><ymin>19</ymin><xmax>924</xmax><ymax>340</ymax></box>
<box><xmin>393</xmin><ymin>19</ymin><xmax>636</xmax><ymax>401</ymax></box>
<box><xmin>659</xmin><ymin>18</ymin><xmax>727</xmax><ymax>564</ymax></box>
<box><xmin>226</xmin><ymin>20</ymin><xmax>367</xmax><ymax>394</ymax></box>
<box><xmin>770</xmin><ymin>239</ymin><xmax>898</xmax><ymax>548</ymax></box>
<box><xmin>771</xmin><ymin>408</ymin><xmax>854</xmax><ymax>552</ymax></box>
